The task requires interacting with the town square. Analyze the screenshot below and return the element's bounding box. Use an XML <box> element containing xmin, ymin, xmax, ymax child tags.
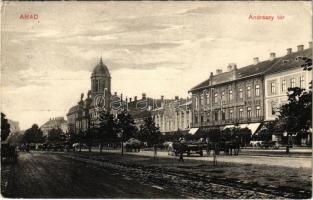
<box><xmin>1</xmin><ymin>1</ymin><xmax>312</xmax><ymax>199</ymax></box>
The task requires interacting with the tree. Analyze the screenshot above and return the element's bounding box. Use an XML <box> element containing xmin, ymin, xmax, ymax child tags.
<box><xmin>116</xmin><ymin>110</ymin><xmax>137</xmax><ymax>155</ymax></box>
<box><xmin>77</xmin><ymin>130</ymin><xmax>84</xmax><ymax>152</ymax></box>
<box><xmin>47</xmin><ymin>128</ymin><xmax>64</xmax><ymax>144</ymax></box>
<box><xmin>255</xmin><ymin>120</ymin><xmax>282</xmax><ymax>141</ymax></box>
<box><xmin>278</xmin><ymin>87</ymin><xmax>312</xmax><ymax>152</ymax></box>
<box><xmin>301</xmin><ymin>56</ymin><xmax>312</xmax><ymax>71</ymax></box>
<box><xmin>83</xmin><ymin>128</ymin><xmax>96</xmax><ymax>152</ymax></box>
<box><xmin>7</xmin><ymin>131</ymin><xmax>24</xmax><ymax>145</ymax></box>
<box><xmin>98</xmin><ymin>110</ymin><xmax>118</xmax><ymax>153</ymax></box>
<box><xmin>23</xmin><ymin>124</ymin><xmax>45</xmax><ymax>144</ymax></box>
<box><xmin>141</xmin><ymin>115</ymin><xmax>161</xmax><ymax>159</ymax></box>
<box><xmin>1</xmin><ymin>113</ymin><xmax>11</xmax><ymax>142</ymax></box>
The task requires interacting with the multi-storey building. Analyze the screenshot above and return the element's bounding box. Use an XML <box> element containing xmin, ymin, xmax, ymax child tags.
<box><xmin>152</xmin><ymin>96</ymin><xmax>192</xmax><ymax>134</ymax></box>
<box><xmin>40</xmin><ymin>117</ymin><xmax>68</xmax><ymax>136</ymax></box>
<box><xmin>67</xmin><ymin>58</ymin><xmax>112</xmax><ymax>134</ymax></box>
<box><xmin>189</xmin><ymin>42</ymin><xmax>312</xmax><ymax>137</ymax></box>
<box><xmin>66</xmin><ymin>59</ymin><xmax>163</xmax><ymax>134</ymax></box>
<box><xmin>264</xmin><ymin>44</ymin><xmax>312</xmax><ymax>121</ymax></box>
<box><xmin>189</xmin><ymin>59</ymin><xmax>276</xmax><ymax>134</ymax></box>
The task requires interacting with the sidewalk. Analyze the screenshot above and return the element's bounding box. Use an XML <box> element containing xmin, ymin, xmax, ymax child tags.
<box><xmin>94</xmin><ymin>149</ymin><xmax>311</xmax><ymax>169</ymax></box>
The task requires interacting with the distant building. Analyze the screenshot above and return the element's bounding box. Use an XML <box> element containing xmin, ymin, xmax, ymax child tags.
<box><xmin>40</xmin><ymin>117</ymin><xmax>67</xmax><ymax>136</ymax></box>
<box><xmin>66</xmin><ymin>58</ymin><xmax>111</xmax><ymax>134</ymax></box>
<box><xmin>152</xmin><ymin>96</ymin><xmax>192</xmax><ymax>135</ymax></box>
<box><xmin>7</xmin><ymin>119</ymin><xmax>20</xmax><ymax>134</ymax></box>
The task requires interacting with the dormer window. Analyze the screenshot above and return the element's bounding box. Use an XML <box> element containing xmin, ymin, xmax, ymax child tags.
<box><xmin>282</xmin><ymin>60</ymin><xmax>289</xmax><ymax>64</ymax></box>
<box><xmin>295</xmin><ymin>56</ymin><xmax>303</xmax><ymax>61</ymax></box>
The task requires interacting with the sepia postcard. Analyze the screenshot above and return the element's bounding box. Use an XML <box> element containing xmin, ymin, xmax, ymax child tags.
<box><xmin>1</xmin><ymin>1</ymin><xmax>312</xmax><ymax>199</ymax></box>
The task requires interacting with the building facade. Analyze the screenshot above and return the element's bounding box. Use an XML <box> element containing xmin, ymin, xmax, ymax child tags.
<box><xmin>66</xmin><ymin>58</ymin><xmax>111</xmax><ymax>134</ymax></box>
<box><xmin>264</xmin><ymin>44</ymin><xmax>312</xmax><ymax>121</ymax></box>
<box><xmin>40</xmin><ymin>117</ymin><xmax>68</xmax><ymax>136</ymax></box>
<box><xmin>152</xmin><ymin>97</ymin><xmax>192</xmax><ymax>134</ymax></box>
<box><xmin>189</xmin><ymin>43</ymin><xmax>312</xmax><ymax>136</ymax></box>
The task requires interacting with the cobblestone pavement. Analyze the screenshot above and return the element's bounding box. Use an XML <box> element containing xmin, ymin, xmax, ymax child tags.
<box><xmin>2</xmin><ymin>151</ymin><xmax>311</xmax><ymax>199</ymax></box>
<box><xmin>1</xmin><ymin>152</ymin><xmax>182</xmax><ymax>198</ymax></box>
<box><xmin>62</xmin><ymin>151</ymin><xmax>311</xmax><ymax>199</ymax></box>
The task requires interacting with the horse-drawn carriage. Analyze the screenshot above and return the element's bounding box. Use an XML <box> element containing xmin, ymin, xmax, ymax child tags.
<box><xmin>168</xmin><ymin>140</ymin><xmax>206</xmax><ymax>156</ymax></box>
<box><xmin>167</xmin><ymin>139</ymin><xmax>241</xmax><ymax>157</ymax></box>
<box><xmin>124</xmin><ymin>138</ymin><xmax>142</xmax><ymax>152</ymax></box>
<box><xmin>206</xmin><ymin>141</ymin><xmax>240</xmax><ymax>156</ymax></box>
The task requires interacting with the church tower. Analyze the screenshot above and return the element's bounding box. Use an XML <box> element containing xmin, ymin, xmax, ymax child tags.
<box><xmin>91</xmin><ymin>57</ymin><xmax>111</xmax><ymax>110</ymax></box>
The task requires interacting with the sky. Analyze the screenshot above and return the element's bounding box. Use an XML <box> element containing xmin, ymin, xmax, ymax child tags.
<box><xmin>1</xmin><ymin>1</ymin><xmax>312</xmax><ymax>130</ymax></box>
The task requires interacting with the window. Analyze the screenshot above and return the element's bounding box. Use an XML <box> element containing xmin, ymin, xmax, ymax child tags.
<box><xmin>194</xmin><ymin>115</ymin><xmax>198</xmax><ymax>124</ymax></box>
<box><xmin>239</xmin><ymin>108</ymin><xmax>244</xmax><ymax>119</ymax></box>
<box><xmin>239</xmin><ymin>88</ymin><xmax>243</xmax><ymax>99</ymax></box>
<box><xmin>206</xmin><ymin>112</ymin><xmax>210</xmax><ymax>122</ymax></box>
<box><xmin>282</xmin><ymin>80</ymin><xmax>286</xmax><ymax>91</ymax></box>
<box><xmin>205</xmin><ymin>92</ymin><xmax>210</xmax><ymax>105</ymax></box>
<box><xmin>256</xmin><ymin>106</ymin><xmax>260</xmax><ymax>117</ymax></box>
<box><xmin>300</xmin><ymin>76</ymin><xmax>305</xmax><ymax>88</ymax></box>
<box><xmin>200</xmin><ymin>94</ymin><xmax>204</xmax><ymax>106</ymax></box>
<box><xmin>271</xmin><ymin>102</ymin><xmax>277</xmax><ymax>115</ymax></box>
<box><xmin>186</xmin><ymin>112</ymin><xmax>190</xmax><ymax>127</ymax></box>
<box><xmin>222</xmin><ymin>91</ymin><xmax>225</xmax><ymax>103</ymax></box>
<box><xmin>255</xmin><ymin>85</ymin><xmax>260</xmax><ymax>96</ymax></box>
<box><xmin>247</xmin><ymin>107</ymin><xmax>252</xmax><ymax>118</ymax></box>
<box><xmin>229</xmin><ymin>90</ymin><xmax>233</xmax><ymax>101</ymax></box>
<box><xmin>214</xmin><ymin>93</ymin><xmax>218</xmax><ymax>103</ymax></box>
<box><xmin>229</xmin><ymin>109</ymin><xmax>233</xmax><ymax>119</ymax></box>
<box><xmin>247</xmin><ymin>86</ymin><xmax>251</xmax><ymax>97</ymax></box>
<box><xmin>194</xmin><ymin>96</ymin><xmax>199</xmax><ymax>110</ymax></box>
<box><xmin>270</xmin><ymin>82</ymin><xmax>276</xmax><ymax>94</ymax></box>
<box><xmin>222</xmin><ymin>109</ymin><xmax>226</xmax><ymax>120</ymax></box>
<box><xmin>290</xmin><ymin>78</ymin><xmax>296</xmax><ymax>88</ymax></box>
<box><xmin>200</xmin><ymin>115</ymin><xmax>204</xmax><ymax>125</ymax></box>
<box><xmin>214</xmin><ymin>112</ymin><xmax>218</xmax><ymax>121</ymax></box>
<box><xmin>181</xmin><ymin>112</ymin><xmax>184</xmax><ymax>127</ymax></box>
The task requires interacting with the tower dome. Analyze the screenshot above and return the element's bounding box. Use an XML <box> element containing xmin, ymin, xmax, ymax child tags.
<box><xmin>91</xmin><ymin>57</ymin><xmax>110</xmax><ymax>77</ymax></box>
<box><xmin>90</xmin><ymin>57</ymin><xmax>111</xmax><ymax>105</ymax></box>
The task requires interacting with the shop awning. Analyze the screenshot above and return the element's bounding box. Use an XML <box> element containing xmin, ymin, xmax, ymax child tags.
<box><xmin>189</xmin><ymin>128</ymin><xmax>199</xmax><ymax>135</ymax></box>
<box><xmin>223</xmin><ymin>125</ymin><xmax>235</xmax><ymax>130</ymax></box>
<box><xmin>223</xmin><ymin>123</ymin><xmax>261</xmax><ymax>134</ymax></box>
<box><xmin>239</xmin><ymin>123</ymin><xmax>261</xmax><ymax>134</ymax></box>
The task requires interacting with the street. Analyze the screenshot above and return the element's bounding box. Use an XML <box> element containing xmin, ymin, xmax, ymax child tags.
<box><xmin>1</xmin><ymin>151</ymin><xmax>311</xmax><ymax>199</ymax></box>
<box><xmin>1</xmin><ymin>152</ymin><xmax>182</xmax><ymax>198</ymax></box>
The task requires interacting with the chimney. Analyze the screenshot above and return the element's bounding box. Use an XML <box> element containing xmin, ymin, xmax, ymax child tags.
<box><xmin>114</xmin><ymin>92</ymin><xmax>117</xmax><ymax>95</ymax></box>
<box><xmin>309</xmin><ymin>42</ymin><xmax>312</xmax><ymax>48</ymax></box>
<box><xmin>142</xmin><ymin>93</ymin><xmax>146</xmax><ymax>99</ymax></box>
<box><xmin>253</xmin><ymin>57</ymin><xmax>259</xmax><ymax>65</ymax></box>
<box><xmin>134</xmin><ymin>96</ymin><xmax>137</xmax><ymax>101</ymax></box>
<box><xmin>161</xmin><ymin>95</ymin><xmax>164</xmax><ymax>101</ymax></box>
<box><xmin>297</xmin><ymin>45</ymin><xmax>304</xmax><ymax>52</ymax></box>
<box><xmin>175</xmin><ymin>96</ymin><xmax>179</xmax><ymax>100</ymax></box>
<box><xmin>287</xmin><ymin>48</ymin><xmax>292</xmax><ymax>54</ymax></box>
<box><xmin>227</xmin><ymin>63</ymin><xmax>237</xmax><ymax>71</ymax></box>
<box><xmin>120</xmin><ymin>94</ymin><xmax>123</xmax><ymax>101</ymax></box>
<box><xmin>269</xmin><ymin>52</ymin><xmax>276</xmax><ymax>61</ymax></box>
<box><xmin>216</xmin><ymin>69</ymin><xmax>223</xmax><ymax>75</ymax></box>
<box><xmin>129</xmin><ymin>98</ymin><xmax>132</xmax><ymax>102</ymax></box>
